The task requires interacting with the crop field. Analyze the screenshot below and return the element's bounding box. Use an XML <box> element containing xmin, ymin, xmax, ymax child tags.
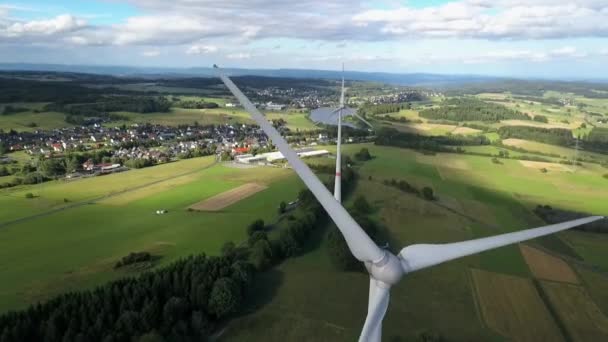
<box><xmin>540</xmin><ymin>281</ymin><xmax>608</xmax><ymax>341</ymax></box>
<box><xmin>519</xmin><ymin>245</ymin><xmax>579</xmax><ymax>283</ymax></box>
<box><xmin>470</xmin><ymin>268</ymin><xmax>564</xmax><ymax>342</ymax></box>
<box><xmin>188</xmin><ymin>183</ymin><xmax>267</xmax><ymax>211</ymax></box>
<box><xmin>0</xmin><ymin>161</ymin><xmax>302</xmax><ymax>311</ymax></box>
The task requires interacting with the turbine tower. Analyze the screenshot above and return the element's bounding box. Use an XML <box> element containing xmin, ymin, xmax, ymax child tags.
<box><xmin>334</xmin><ymin>64</ymin><xmax>346</xmax><ymax>202</ymax></box>
<box><xmin>214</xmin><ymin>65</ymin><xmax>604</xmax><ymax>342</ymax></box>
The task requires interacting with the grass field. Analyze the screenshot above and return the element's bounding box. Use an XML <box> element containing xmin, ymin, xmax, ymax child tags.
<box><xmin>561</xmin><ymin>231</ymin><xmax>608</xmax><ymax>272</ymax></box>
<box><xmin>502</xmin><ymin>138</ymin><xmax>608</xmax><ymax>163</ymax></box>
<box><xmin>219</xmin><ymin>143</ymin><xmax>608</xmax><ymax>341</ymax></box>
<box><xmin>541</xmin><ymin>281</ymin><xmax>608</xmax><ymax>341</ymax></box>
<box><xmin>471</xmin><ymin>268</ymin><xmax>564</xmax><ymax>342</ymax></box>
<box><xmin>0</xmin><ymin>156</ymin><xmax>218</xmax><ymax>223</ymax></box>
<box><xmin>0</xmin><ymin>111</ymin><xmax>72</xmax><ymax>132</ymax></box>
<box><xmin>0</xmin><ymin>160</ymin><xmax>303</xmax><ymax>311</ymax></box>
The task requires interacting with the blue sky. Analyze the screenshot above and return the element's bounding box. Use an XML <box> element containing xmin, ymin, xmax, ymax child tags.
<box><xmin>1</xmin><ymin>0</ymin><xmax>608</xmax><ymax>79</ymax></box>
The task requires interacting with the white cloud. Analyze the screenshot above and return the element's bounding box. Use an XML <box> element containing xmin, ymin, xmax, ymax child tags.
<box><xmin>186</xmin><ymin>44</ymin><xmax>218</xmax><ymax>55</ymax></box>
<box><xmin>354</xmin><ymin>2</ymin><xmax>608</xmax><ymax>40</ymax></box>
<box><xmin>599</xmin><ymin>48</ymin><xmax>608</xmax><ymax>56</ymax></box>
<box><xmin>1</xmin><ymin>14</ymin><xmax>86</xmax><ymax>38</ymax></box>
<box><xmin>227</xmin><ymin>52</ymin><xmax>251</xmax><ymax>59</ymax></box>
<box><xmin>142</xmin><ymin>49</ymin><xmax>161</xmax><ymax>57</ymax></box>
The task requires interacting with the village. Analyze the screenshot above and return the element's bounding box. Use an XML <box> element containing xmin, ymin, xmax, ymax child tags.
<box><xmin>0</xmin><ymin>118</ymin><xmax>356</xmax><ymax>187</ymax></box>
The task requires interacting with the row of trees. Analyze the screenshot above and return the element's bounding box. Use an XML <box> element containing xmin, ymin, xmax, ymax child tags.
<box><xmin>419</xmin><ymin>98</ymin><xmax>530</xmax><ymax>122</ymax></box>
<box><xmin>534</xmin><ymin>205</ymin><xmax>608</xmax><ymax>233</ymax></box>
<box><xmin>173</xmin><ymin>100</ymin><xmax>219</xmax><ymax>109</ymax></box>
<box><xmin>586</xmin><ymin>127</ymin><xmax>608</xmax><ymax>153</ymax></box>
<box><xmin>1</xmin><ymin>106</ymin><xmax>28</xmax><ymax>116</ymax></box>
<box><xmin>497</xmin><ymin>126</ymin><xmax>574</xmax><ymax>147</ymax></box>
<box><xmin>45</xmin><ymin>96</ymin><xmax>172</xmax><ymax>117</ymax></box>
<box><xmin>382</xmin><ymin>178</ymin><xmax>435</xmax><ymax>201</ymax></box>
<box><xmin>358</xmin><ymin>103</ymin><xmax>411</xmax><ymax>116</ymax></box>
<box><xmin>375</xmin><ymin>128</ymin><xmax>490</xmax><ymax>152</ymax></box>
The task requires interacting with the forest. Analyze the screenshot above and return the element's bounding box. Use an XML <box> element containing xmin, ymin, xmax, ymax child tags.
<box><xmin>375</xmin><ymin>127</ymin><xmax>490</xmax><ymax>151</ymax></box>
<box><xmin>358</xmin><ymin>103</ymin><xmax>410</xmax><ymax>116</ymax></box>
<box><xmin>419</xmin><ymin>98</ymin><xmax>530</xmax><ymax>122</ymax></box>
<box><xmin>497</xmin><ymin>126</ymin><xmax>574</xmax><ymax>147</ymax></box>
<box><xmin>586</xmin><ymin>127</ymin><xmax>608</xmax><ymax>152</ymax></box>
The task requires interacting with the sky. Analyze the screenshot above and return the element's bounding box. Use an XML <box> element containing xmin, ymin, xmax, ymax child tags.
<box><xmin>1</xmin><ymin>0</ymin><xmax>608</xmax><ymax>79</ymax></box>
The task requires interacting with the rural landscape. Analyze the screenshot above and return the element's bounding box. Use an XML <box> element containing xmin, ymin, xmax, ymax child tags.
<box><xmin>3</xmin><ymin>1</ymin><xmax>608</xmax><ymax>340</ymax></box>
<box><xmin>1</xmin><ymin>67</ymin><xmax>608</xmax><ymax>341</ymax></box>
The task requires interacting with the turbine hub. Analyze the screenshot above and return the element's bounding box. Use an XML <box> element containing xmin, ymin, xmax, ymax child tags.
<box><xmin>365</xmin><ymin>251</ymin><xmax>405</xmax><ymax>286</ymax></box>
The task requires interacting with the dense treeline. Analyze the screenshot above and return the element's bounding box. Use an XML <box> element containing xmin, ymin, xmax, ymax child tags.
<box><xmin>115</xmin><ymin>252</ymin><xmax>152</xmax><ymax>269</ymax></box>
<box><xmin>0</xmin><ymin>254</ymin><xmax>254</xmax><ymax>342</ymax></box>
<box><xmin>419</xmin><ymin>98</ymin><xmax>529</xmax><ymax>122</ymax></box>
<box><xmin>358</xmin><ymin>103</ymin><xmax>410</xmax><ymax>116</ymax></box>
<box><xmin>0</xmin><ymin>78</ymin><xmax>106</xmax><ymax>103</ymax></box>
<box><xmin>0</xmin><ymin>106</ymin><xmax>28</xmax><ymax>115</ymax></box>
<box><xmin>45</xmin><ymin>96</ymin><xmax>171</xmax><ymax>117</ymax></box>
<box><xmin>445</xmin><ymin>80</ymin><xmax>608</xmax><ymax>99</ymax></box>
<box><xmin>375</xmin><ymin>128</ymin><xmax>490</xmax><ymax>152</ymax></box>
<box><xmin>173</xmin><ymin>99</ymin><xmax>219</xmax><ymax>109</ymax></box>
<box><xmin>534</xmin><ymin>205</ymin><xmax>608</xmax><ymax>233</ymax></box>
<box><xmin>586</xmin><ymin>127</ymin><xmax>608</xmax><ymax>152</ymax></box>
<box><xmin>498</xmin><ymin>126</ymin><xmax>574</xmax><ymax>147</ymax></box>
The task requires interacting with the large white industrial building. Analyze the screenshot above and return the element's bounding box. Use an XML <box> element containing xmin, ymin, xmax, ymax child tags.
<box><xmin>235</xmin><ymin>148</ymin><xmax>330</xmax><ymax>164</ymax></box>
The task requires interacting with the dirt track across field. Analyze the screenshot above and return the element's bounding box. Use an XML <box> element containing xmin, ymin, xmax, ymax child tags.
<box><xmin>189</xmin><ymin>183</ymin><xmax>267</xmax><ymax>211</ymax></box>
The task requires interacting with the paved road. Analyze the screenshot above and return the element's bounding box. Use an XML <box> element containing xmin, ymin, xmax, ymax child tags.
<box><xmin>0</xmin><ymin>161</ymin><xmax>218</xmax><ymax>229</ymax></box>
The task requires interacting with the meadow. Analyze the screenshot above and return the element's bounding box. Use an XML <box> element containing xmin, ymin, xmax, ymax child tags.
<box><xmin>0</xmin><ymin>159</ymin><xmax>303</xmax><ymax>311</ymax></box>
<box><xmin>222</xmin><ymin>143</ymin><xmax>608</xmax><ymax>341</ymax></box>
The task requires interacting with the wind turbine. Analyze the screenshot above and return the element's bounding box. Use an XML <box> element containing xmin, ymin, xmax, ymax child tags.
<box><xmin>333</xmin><ymin>65</ymin><xmax>373</xmax><ymax>203</ymax></box>
<box><xmin>214</xmin><ymin>65</ymin><xmax>604</xmax><ymax>342</ymax></box>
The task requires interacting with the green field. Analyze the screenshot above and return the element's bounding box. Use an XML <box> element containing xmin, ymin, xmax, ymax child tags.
<box><xmin>471</xmin><ymin>268</ymin><xmax>564</xmax><ymax>342</ymax></box>
<box><xmin>541</xmin><ymin>281</ymin><xmax>608</xmax><ymax>341</ymax></box>
<box><xmin>220</xmin><ymin>143</ymin><xmax>608</xmax><ymax>341</ymax></box>
<box><xmin>0</xmin><ymin>159</ymin><xmax>304</xmax><ymax>311</ymax></box>
<box><xmin>0</xmin><ymin>102</ymin><xmax>73</xmax><ymax>132</ymax></box>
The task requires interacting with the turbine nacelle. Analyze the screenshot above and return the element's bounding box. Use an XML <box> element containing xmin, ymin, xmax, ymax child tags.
<box><xmin>365</xmin><ymin>251</ymin><xmax>405</xmax><ymax>287</ymax></box>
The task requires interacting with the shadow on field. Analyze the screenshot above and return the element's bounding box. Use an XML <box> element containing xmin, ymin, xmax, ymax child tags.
<box><xmin>239</xmin><ymin>269</ymin><xmax>284</xmax><ymax>314</ymax></box>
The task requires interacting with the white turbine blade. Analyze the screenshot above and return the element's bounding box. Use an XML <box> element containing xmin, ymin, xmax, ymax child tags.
<box><xmin>353</xmin><ymin>112</ymin><xmax>374</xmax><ymax>129</ymax></box>
<box><xmin>334</xmin><ymin>106</ymin><xmax>342</xmax><ymax>203</ymax></box>
<box><xmin>215</xmin><ymin>65</ymin><xmax>384</xmax><ymax>263</ymax></box>
<box><xmin>400</xmin><ymin>216</ymin><xmax>604</xmax><ymax>273</ymax></box>
<box><xmin>359</xmin><ymin>280</ymin><xmax>389</xmax><ymax>342</ymax></box>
